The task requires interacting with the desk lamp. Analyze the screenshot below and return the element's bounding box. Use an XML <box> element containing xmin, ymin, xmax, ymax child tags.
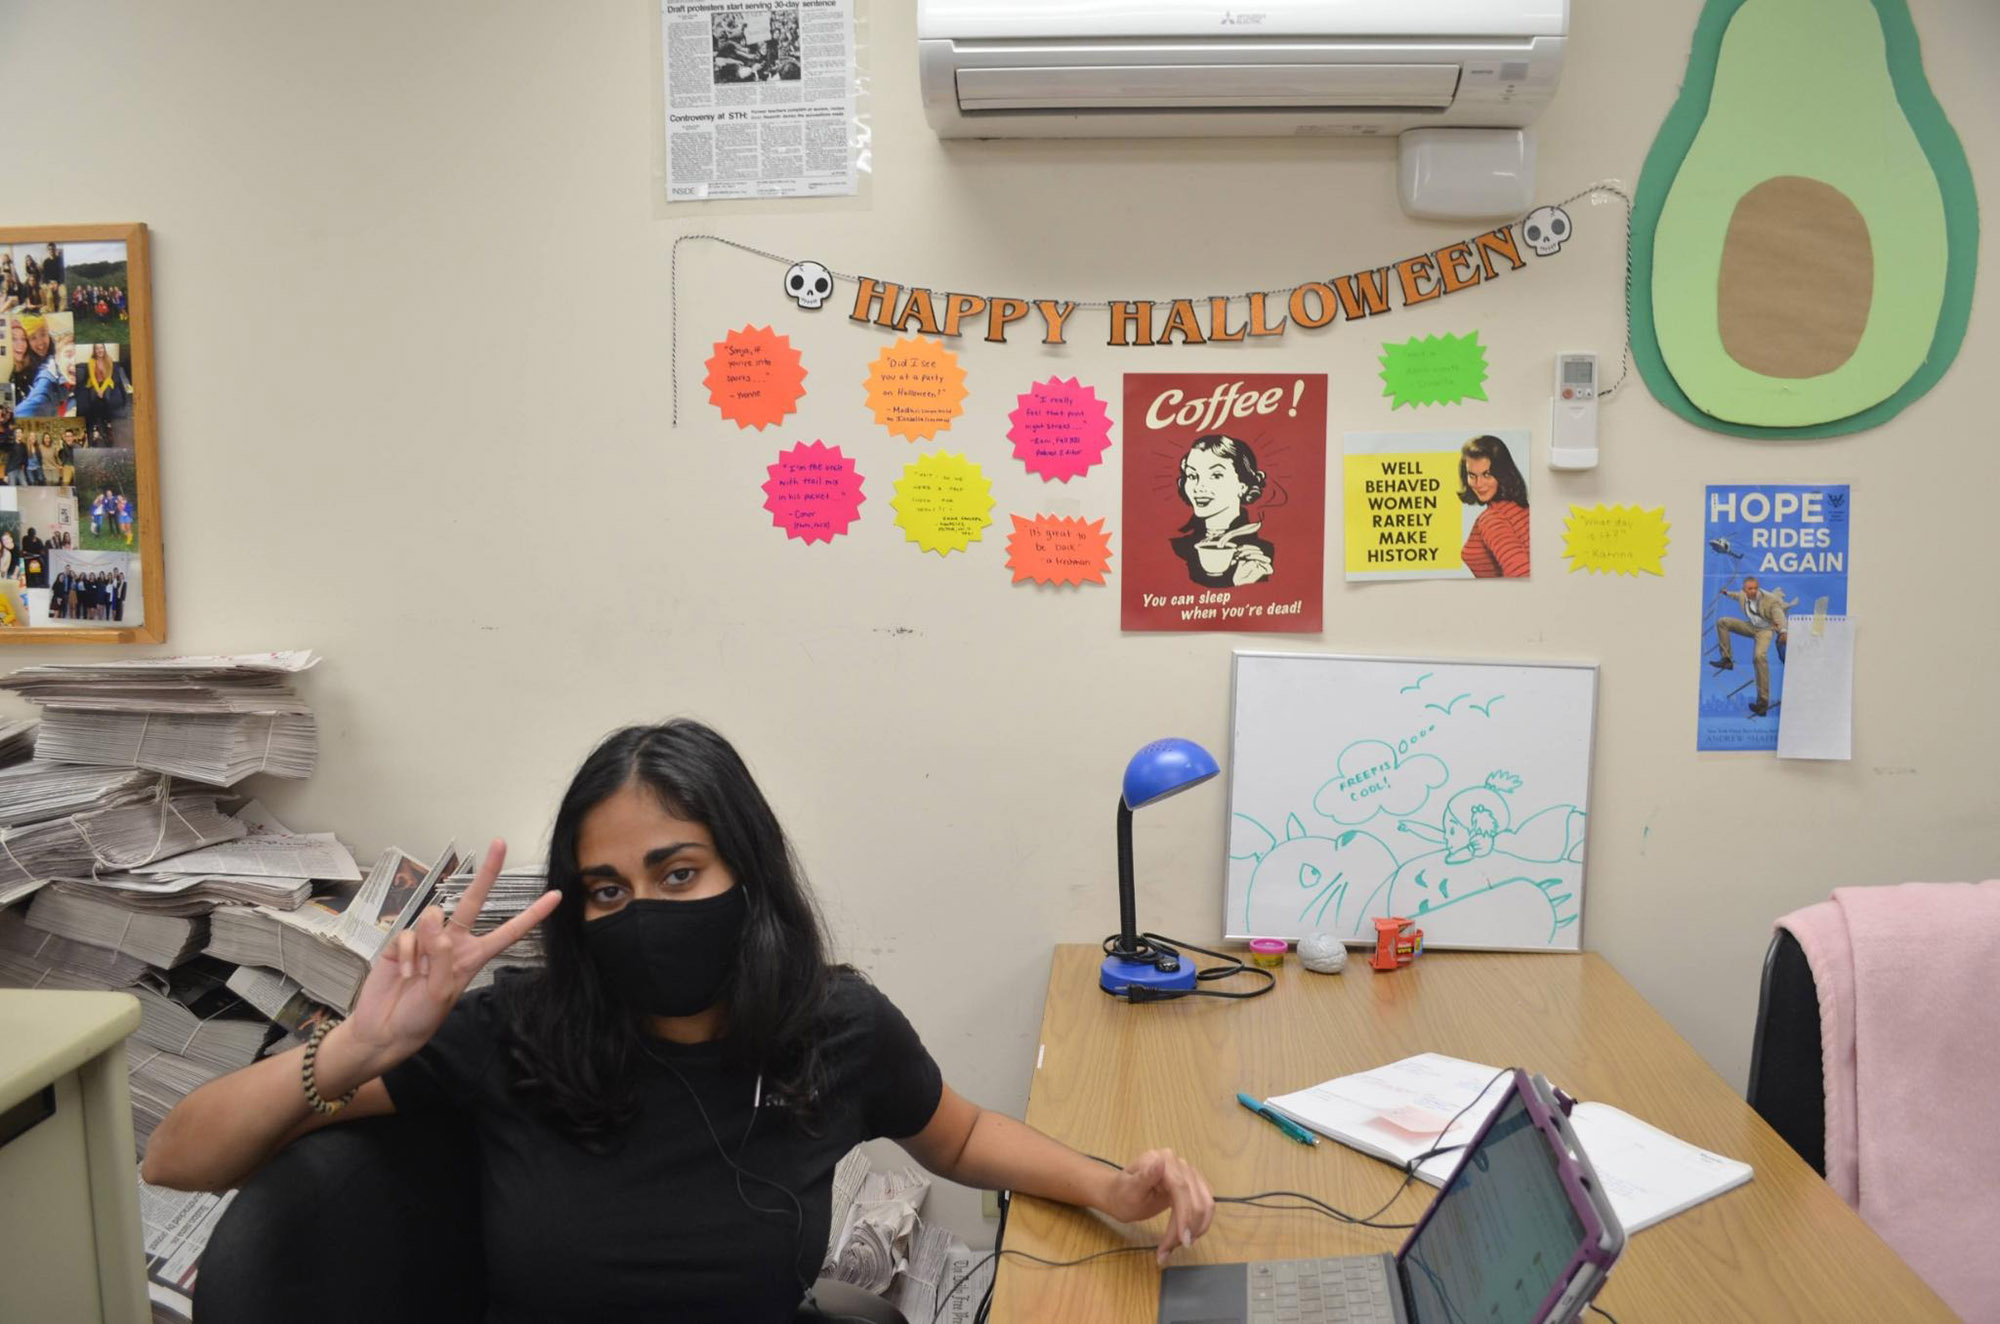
<box><xmin>1100</xmin><ymin>737</ymin><xmax>1220</xmax><ymax>997</ymax></box>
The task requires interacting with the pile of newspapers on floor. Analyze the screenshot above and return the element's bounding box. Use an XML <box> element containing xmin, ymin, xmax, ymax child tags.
<box><xmin>824</xmin><ymin>1152</ymin><xmax>997</xmax><ymax>1324</ymax></box>
<box><xmin>0</xmin><ymin>652</ymin><xmax>549</xmax><ymax>1324</ymax></box>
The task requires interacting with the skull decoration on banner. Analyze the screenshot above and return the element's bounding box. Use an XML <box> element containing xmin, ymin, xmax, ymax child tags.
<box><xmin>1522</xmin><ymin>206</ymin><xmax>1572</xmax><ymax>257</ymax></box>
<box><xmin>784</xmin><ymin>260</ymin><xmax>833</xmax><ymax>310</ymax></box>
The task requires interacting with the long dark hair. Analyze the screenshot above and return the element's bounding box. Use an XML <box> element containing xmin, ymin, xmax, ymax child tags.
<box><xmin>1456</xmin><ymin>434</ymin><xmax>1529</xmax><ymax>508</ymax></box>
<box><xmin>501</xmin><ymin>719</ymin><xmax>841</xmax><ymax>1147</ymax></box>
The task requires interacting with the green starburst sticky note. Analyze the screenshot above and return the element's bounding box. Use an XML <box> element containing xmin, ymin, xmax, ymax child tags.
<box><xmin>1379</xmin><ymin>332</ymin><xmax>1491</xmax><ymax>409</ymax></box>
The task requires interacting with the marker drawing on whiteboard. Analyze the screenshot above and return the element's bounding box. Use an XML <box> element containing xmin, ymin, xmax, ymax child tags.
<box><xmin>1236</xmin><ymin>764</ymin><xmax>1586</xmax><ymax>943</ymax></box>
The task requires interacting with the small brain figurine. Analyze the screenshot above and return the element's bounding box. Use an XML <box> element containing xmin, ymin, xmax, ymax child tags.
<box><xmin>1299</xmin><ymin>932</ymin><xmax>1347</xmax><ymax>975</ymax></box>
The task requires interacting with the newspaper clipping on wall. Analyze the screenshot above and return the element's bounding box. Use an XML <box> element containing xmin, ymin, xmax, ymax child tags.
<box><xmin>661</xmin><ymin>0</ymin><xmax>857</xmax><ymax>201</ymax></box>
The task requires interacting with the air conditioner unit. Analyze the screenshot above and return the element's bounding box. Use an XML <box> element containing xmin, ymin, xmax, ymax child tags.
<box><xmin>917</xmin><ymin>0</ymin><xmax>1568</xmax><ymax>218</ymax></box>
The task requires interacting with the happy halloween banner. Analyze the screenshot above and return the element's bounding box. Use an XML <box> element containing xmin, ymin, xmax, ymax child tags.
<box><xmin>841</xmin><ymin>217</ymin><xmax>1564</xmax><ymax>347</ymax></box>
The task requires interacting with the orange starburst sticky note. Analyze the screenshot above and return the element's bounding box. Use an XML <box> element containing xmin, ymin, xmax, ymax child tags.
<box><xmin>1563</xmin><ymin>504</ymin><xmax>1671</xmax><ymax>576</ymax></box>
<box><xmin>1005</xmin><ymin>515</ymin><xmax>1113</xmax><ymax>587</ymax></box>
<box><xmin>864</xmin><ymin>337</ymin><xmax>967</xmax><ymax>442</ymax></box>
<box><xmin>704</xmin><ymin>325</ymin><xmax>807</xmax><ymax>431</ymax></box>
<box><xmin>891</xmin><ymin>452</ymin><xmax>993</xmax><ymax>556</ymax></box>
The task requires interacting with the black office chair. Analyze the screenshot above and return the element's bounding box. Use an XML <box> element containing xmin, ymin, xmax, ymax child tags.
<box><xmin>192</xmin><ymin>1113</ymin><xmax>906</xmax><ymax>1323</ymax></box>
<box><xmin>1745</xmin><ymin>926</ymin><xmax>1826</xmax><ymax>1176</ymax></box>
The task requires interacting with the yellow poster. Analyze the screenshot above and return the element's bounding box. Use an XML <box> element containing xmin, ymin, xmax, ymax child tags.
<box><xmin>1344</xmin><ymin>430</ymin><xmax>1532</xmax><ymax>581</ymax></box>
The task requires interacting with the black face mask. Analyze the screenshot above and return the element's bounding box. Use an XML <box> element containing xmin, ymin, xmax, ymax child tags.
<box><xmin>582</xmin><ymin>886</ymin><xmax>749</xmax><ymax>1018</ymax></box>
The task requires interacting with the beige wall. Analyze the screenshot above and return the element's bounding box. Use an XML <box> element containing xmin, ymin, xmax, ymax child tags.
<box><xmin>4</xmin><ymin>0</ymin><xmax>1996</xmax><ymax>1243</ymax></box>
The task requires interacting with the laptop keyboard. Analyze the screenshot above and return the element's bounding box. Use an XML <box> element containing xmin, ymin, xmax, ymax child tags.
<box><xmin>1248</xmin><ymin>1257</ymin><xmax>1398</xmax><ymax>1324</ymax></box>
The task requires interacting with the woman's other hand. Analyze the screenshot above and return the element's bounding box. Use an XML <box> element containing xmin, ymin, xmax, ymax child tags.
<box><xmin>1100</xmin><ymin>1148</ymin><xmax>1217</xmax><ymax>1265</ymax></box>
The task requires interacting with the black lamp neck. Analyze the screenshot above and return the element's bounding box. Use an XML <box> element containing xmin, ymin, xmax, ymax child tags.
<box><xmin>1112</xmin><ymin>797</ymin><xmax>1141</xmax><ymax>958</ymax></box>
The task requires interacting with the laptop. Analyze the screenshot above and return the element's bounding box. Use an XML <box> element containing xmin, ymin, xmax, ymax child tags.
<box><xmin>1159</xmin><ymin>1071</ymin><xmax>1625</xmax><ymax>1324</ymax></box>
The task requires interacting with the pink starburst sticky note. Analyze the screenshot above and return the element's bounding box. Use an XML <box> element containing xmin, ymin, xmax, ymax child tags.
<box><xmin>1005</xmin><ymin>515</ymin><xmax>1113</xmax><ymax>586</ymax></box>
<box><xmin>761</xmin><ymin>441</ymin><xmax>864</xmax><ymax>544</ymax></box>
<box><xmin>1006</xmin><ymin>377</ymin><xmax>1113</xmax><ymax>482</ymax></box>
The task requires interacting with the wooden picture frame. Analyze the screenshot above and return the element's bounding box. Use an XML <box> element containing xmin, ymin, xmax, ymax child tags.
<box><xmin>0</xmin><ymin>222</ymin><xmax>162</xmax><ymax>643</ymax></box>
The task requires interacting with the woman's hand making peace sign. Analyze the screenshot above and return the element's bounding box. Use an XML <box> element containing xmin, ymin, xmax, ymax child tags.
<box><xmin>341</xmin><ymin>839</ymin><xmax>563</xmax><ymax>1072</ymax></box>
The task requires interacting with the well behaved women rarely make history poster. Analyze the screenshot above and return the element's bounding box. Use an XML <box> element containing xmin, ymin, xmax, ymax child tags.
<box><xmin>1343</xmin><ymin>429</ymin><xmax>1534</xmax><ymax>581</ymax></box>
<box><xmin>1120</xmin><ymin>374</ymin><xmax>1326</xmax><ymax>633</ymax></box>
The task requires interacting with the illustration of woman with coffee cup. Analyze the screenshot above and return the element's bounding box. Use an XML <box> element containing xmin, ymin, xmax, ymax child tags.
<box><xmin>1170</xmin><ymin>434</ymin><xmax>1275</xmax><ymax>588</ymax></box>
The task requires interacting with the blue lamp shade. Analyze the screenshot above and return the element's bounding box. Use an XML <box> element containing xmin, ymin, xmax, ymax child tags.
<box><xmin>1122</xmin><ymin>738</ymin><xmax>1221</xmax><ymax>810</ymax></box>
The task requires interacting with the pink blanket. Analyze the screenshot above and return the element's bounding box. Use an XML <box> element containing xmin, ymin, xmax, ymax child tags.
<box><xmin>1779</xmin><ymin>880</ymin><xmax>2000</xmax><ymax>1321</ymax></box>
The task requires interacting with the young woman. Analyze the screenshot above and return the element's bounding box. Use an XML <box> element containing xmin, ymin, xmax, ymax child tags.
<box><xmin>1170</xmin><ymin>433</ymin><xmax>1276</xmax><ymax>589</ymax></box>
<box><xmin>1456</xmin><ymin>434</ymin><xmax>1531</xmax><ymax>579</ymax></box>
<box><xmin>0</xmin><ymin>403</ymin><xmax>22</xmax><ymax>487</ymax></box>
<box><xmin>9</xmin><ymin>312</ymin><xmax>67</xmax><ymax>418</ymax></box>
<box><xmin>75</xmin><ymin>343</ymin><xmax>130</xmax><ymax>445</ymax></box>
<box><xmin>19</xmin><ymin>527</ymin><xmax>44</xmax><ymax>589</ymax></box>
<box><xmin>0</xmin><ymin>530</ymin><xmax>18</xmax><ymax>582</ymax></box>
<box><xmin>117</xmin><ymin>492</ymin><xmax>134</xmax><ymax>545</ymax></box>
<box><xmin>144</xmin><ymin>721</ymin><xmax>1216</xmax><ymax>1321</ymax></box>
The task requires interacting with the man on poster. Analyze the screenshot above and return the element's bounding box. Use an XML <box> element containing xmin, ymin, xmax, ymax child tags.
<box><xmin>1697</xmin><ymin>483</ymin><xmax>1848</xmax><ymax>751</ymax></box>
<box><xmin>1711</xmin><ymin>576</ymin><xmax>1791</xmax><ymax>716</ymax></box>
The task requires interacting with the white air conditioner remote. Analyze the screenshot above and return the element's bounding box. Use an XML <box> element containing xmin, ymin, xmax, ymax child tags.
<box><xmin>1549</xmin><ymin>352</ymin><xmax>1598</xmax><ymax>470</ymax></box>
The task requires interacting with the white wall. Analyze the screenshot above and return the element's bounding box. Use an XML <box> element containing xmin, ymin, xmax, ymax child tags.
<box><xmin>5</xmin><ymin>0</ymin><xmax>1997</xmax><ymax>1243</ymax></box>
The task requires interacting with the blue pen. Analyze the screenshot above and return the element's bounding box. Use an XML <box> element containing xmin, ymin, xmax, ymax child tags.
<box><xmin>1237</xmin><ymin>1092</ymin><xmax>1319</xmax><ymax>1146</ymax></box>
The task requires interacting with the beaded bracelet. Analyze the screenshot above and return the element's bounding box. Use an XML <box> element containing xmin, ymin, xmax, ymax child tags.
<box><xmin>301</xmin><ymin>1017</ymin><xmax>358</xmax><ymax>1116</ymax></box>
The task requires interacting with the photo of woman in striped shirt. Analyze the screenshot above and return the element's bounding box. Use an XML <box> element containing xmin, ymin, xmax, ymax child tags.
<box><xmin>1456</xmin><ymin>434</ymin><xmax>1530</xmax><ymax>578</ymax></box>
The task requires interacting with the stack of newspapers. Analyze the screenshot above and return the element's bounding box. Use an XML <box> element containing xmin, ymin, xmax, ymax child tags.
<box><xmin>0</xmin><ymin>905</ymin><xmax>150</xmax><ymax>990</ymax></box>
<box><xmin>206</xmin><ymin>844</ymin><xmax>461</xmax><ymax>1013</ymax></box>
<box><xmin>25</xmin><ymin>887</ymin><xmax>209</xmax><ymax>968</ymax></box>
<box><xmin>436</xmin><ymin>858</ymin><xmax>548</xmax><ymax>988</ymax></box>
<box><xmin>127</xmin><ymin>1040</ymin><xmax>231</xmax><ymax>1155</ymax></box>
<box><xmin>0</xmin><ymin>651</ymin><xmax>321</xmax><ymax>786</ymax></box>
<box><xmin>132</xmin><ymin>960</ymin><xmax>273</xmax><ymax>1073</ymax></box>
<box><xmin>0</xmin><ymin>650</ymin><xmax>564</xmax><ymax>1321</ymax></box>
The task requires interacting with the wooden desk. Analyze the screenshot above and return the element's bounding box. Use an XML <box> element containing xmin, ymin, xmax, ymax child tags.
<box><xmin>991</xmin><ymin>945</ymin><xmax>1951</xmax><ymax>1323</ymax></box>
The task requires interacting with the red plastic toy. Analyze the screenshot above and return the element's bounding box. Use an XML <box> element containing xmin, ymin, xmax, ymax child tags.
<box><xmin>1369</xmin><ymin>916</ymin><xmax>1424</xmax><ymax>972</ymax></box>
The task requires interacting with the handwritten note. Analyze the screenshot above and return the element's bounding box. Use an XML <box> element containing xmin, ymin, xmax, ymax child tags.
<box><xmin>1006</xmin><ymin>378</ymin><xmax>1113</xmax><ymax>482</ymax></box>
<box><xmin>1562</xmin><ymin>504</ymin><xmax>1671</xmax><ymax>577</ymax></box>
<box><xmin>1005</xmin><ymin>515</ymin><xmax>1113</xmax><ymax>586</ymax></box>
<box><xmin>865</xmin><ymin>336</ymin><xmax>967</xmax><ymax>442</ymax></box>
<box><xmin>1378</xmin><ymin>332</ymin><xmax>1490</xmax><ymax>410</ymax></box>
<box><xmin>703</xmin><ymin>325</ymin><xmax>807</xmax><ymax>431</ymax></box>
<box><xmin>761</xmin><ymin>441</ymin><xmax>865</xmax><ymax>544</ymax></box>
<box><xmin>891</xmin><ymin>452</ymin><xmax>993</xmax><ymax>556</ymax></box>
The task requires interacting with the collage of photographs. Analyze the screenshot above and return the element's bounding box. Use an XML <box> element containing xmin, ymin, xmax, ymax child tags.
<box><xmin>0</xmin><ymin>237</ymin><xmax>143</xmax><ymax>630</ymax></box>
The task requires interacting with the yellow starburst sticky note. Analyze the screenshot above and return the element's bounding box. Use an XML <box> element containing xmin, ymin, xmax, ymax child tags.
<box><xmin>1563</xmin><ymin>505</ymin><xmax>1671</xmax><ymax>576</ymax></box>
<box><xmin>891</xmin><ymin>452</ymin><xmax>994</xmax><ymax>556</ymax></box>
<box><xmin>865</xmin><ymin>337</ymin><xmax>968</xmax><ymax>442</ymax></box>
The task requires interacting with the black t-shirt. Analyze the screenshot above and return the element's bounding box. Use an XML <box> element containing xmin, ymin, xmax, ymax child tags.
<box><xmin>382</xmin><ymin>971</ymin><xmax>944</xmax><ymax>1323</ymax></box>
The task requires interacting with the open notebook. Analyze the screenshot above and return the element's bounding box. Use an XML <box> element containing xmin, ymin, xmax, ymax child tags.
<box><xmin>1266</xmin><ymin>1053</ymin><xmax>1753</xmax><ymax>1233</ymax></box>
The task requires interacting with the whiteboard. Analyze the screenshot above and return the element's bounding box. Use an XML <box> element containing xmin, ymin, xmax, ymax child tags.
<box><xmin>1224</xmin><ymin>651</ymin><xmax>1598</xmax><ymax>951</ymax></box>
